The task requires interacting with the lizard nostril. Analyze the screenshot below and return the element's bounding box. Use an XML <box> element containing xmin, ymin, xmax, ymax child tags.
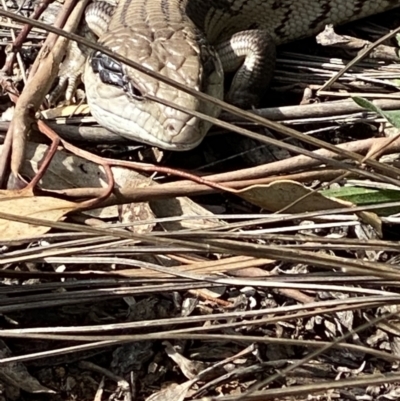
<box><xmin>167</xmin><ymin>124</ymin><xmax>176</xmax><ymax>133</ymax></box>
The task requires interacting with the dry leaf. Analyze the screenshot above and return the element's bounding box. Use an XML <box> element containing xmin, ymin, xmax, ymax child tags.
<box><xmin>357</xmin><ymin>211</ymin><xmax>382</xmax><ymax>238</ymax></box>
<box><xmin>238</xmin><ymin>180</ymin><xmax>352</xmax><ymax>212</ymax></box>
<box><xmin>163</xmin><ymin>341</ymin><xmax>208</xmax><ymax>380</ymax></box>
<box><xmin>41</xmin><ymin>104</ymin><xmax>90</xmax><ymax>119</ymax></box>
<box><xmin>238</xmin><ymin>180</ymin><xmax>383</xmax><ymax>236</ymax></box>
<box><xmin>17</xmin><ymin>142</ymin><xmax>152</xmax><ymax>219</ymax></box>
<box><xmin>0</xmin><ymin>189</ymin><xmax>78</xmax><ymax>241</ymax></box>
<box><xmin>18</xmin><ymin>143</ymin><xmax>225</xmax><ymax>226</ymax></box>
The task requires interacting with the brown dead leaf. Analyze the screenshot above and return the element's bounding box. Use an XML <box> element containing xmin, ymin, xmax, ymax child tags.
<box><xmin>163</xmin><ymin>341</ymin><xmax>208</xmax><ymax>380</ymax></box>
<box><xmin>237</xmin><ymin>180</ymin><xmax>382</xmax><ymax>235</ymax></box>
<box><xmin>356</xmin><ymin>211</ymin><xmax>382</xmax><ymax>238</ymax></box>
<box><xmin>238</xmin><ymin>180</ymin><xmax>352</xmax><ymax>212</ymax></box>
<box><xmin>0</xmin><ymin>189</ymin><xmax>78</xmax><ymax>241</ymax></box>
<box><xmin>19</xmin><ymin>143</ymin><xmax>225</xmax><ymax>226</ymax></box>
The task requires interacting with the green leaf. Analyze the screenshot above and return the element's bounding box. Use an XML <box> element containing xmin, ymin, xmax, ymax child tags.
<box><xmin>322</xmin><ymin>186</ymin><xmax>400</xmax><ymax>215</ymax></box>
<box><xmin>352</xmin><ymin>97</ymin><xmax>400</xmax><ymax>128</ymax></box>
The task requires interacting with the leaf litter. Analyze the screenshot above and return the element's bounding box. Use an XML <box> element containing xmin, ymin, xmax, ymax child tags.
<box><xmin>1</xmin><ymin>2</ymin><xmax>400</xmax><ymax>401</ymax></box>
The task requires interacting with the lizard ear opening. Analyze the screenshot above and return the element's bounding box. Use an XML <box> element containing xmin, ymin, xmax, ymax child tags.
<box><xmin>125</xmin><ymin>80</ymin><xmax>144</xmax><ymax>101</ymax></box>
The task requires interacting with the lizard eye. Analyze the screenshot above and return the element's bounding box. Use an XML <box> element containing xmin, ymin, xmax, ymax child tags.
<box><xmin>90</xmin><ymin>52</ymin><xmax>144</xmax><ymax>101</ymax></box>
<box><xmin>91</xmin><ymin>52</ymin><xmax>122</xmax><ymax>73</ymax></box>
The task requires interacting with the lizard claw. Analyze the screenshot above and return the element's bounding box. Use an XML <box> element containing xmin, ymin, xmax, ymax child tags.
<box><xmin>48</xmin><ymin>38</ymin><xmax>87</xmax><ymax>106</ymax></box>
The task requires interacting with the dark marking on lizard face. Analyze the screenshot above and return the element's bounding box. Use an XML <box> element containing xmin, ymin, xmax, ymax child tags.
<box><xmin>120</xmin><ymin>0</ymin><xmax>133</xmax><ymax>28</ymax></box>
<box><xmin>92</xmin><ymin>52</ymin><xmax>122</xmax><ymax>74</ymax></box>
<box><xmin>120</xmin><ymin>0</ymin><xmax>147</xmax><ymax>28</ymax></box>
<box><xmin>161</xmin><ymin>0</ymin><xmax>170</xmax><ymax>23</ymax></box>
<box><xmin>194</xmin><ymin>25</ymin><xmax>218</xmax><ymax>93</ymax></box>
<box><xmin>200</xmin><ymin>50</ymin><xmax>219</xmax><ymax>94</ymax></box>
<box><xmin>91</xmin><ymin>52</ymin><xmax>144</xmax><ymax>101</ymax></box>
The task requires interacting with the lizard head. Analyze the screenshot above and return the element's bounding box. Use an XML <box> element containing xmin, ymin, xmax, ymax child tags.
<box><xmin>84</xmin><ymin>27</ymin><xmax>223</xmax><ymax>150</ymax></box>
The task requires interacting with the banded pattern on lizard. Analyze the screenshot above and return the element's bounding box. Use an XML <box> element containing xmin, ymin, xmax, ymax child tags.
<box><xmin>57</xmin><ymin>0</ymin><xmax>400</xmax><ymax>149</ymax></box>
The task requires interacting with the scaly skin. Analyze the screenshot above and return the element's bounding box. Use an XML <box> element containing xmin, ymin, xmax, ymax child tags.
<box><xmin>81</xmin><ymin>0</ymin><xmax>400</xmax><ymax>150</ymax></box>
